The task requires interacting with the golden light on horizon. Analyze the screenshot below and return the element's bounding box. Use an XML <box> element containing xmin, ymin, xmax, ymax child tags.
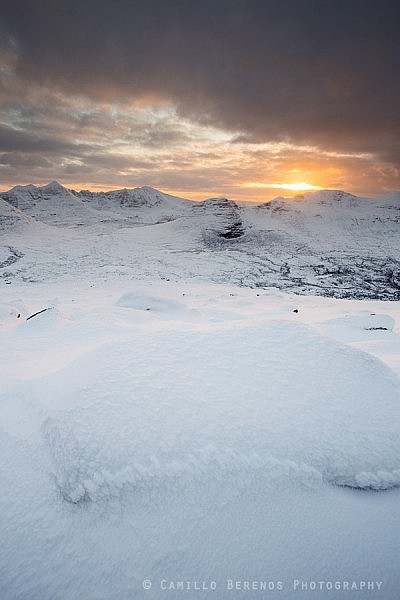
<box><xmin>243</xmin><ymin>182</ymin><xmax>323</xmax><ymax>192</ymax></box>
<box><xmin>279</xmin><ymin>182</ymin><xmax>323</xmax><ymax>191</ymax></box>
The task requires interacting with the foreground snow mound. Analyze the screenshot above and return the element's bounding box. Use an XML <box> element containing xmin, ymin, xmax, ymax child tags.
<box><xmin>115</xmin><ymin>292</ymin><xmax>196</xmax><ymax>319</ymax></box>
<box><xmin>9</xmin><ymin>321</ymin><xmax>398</xmax><ymax>506</ymax></box>
<box><xmin>324</xmin><ymin>313</ymin><xmax>395</xmax><ymax>332</ymax></box>
<box><xmin>1</xmin><ymin>282</ymin><xmax>400</xmax><ymax>599</ymax></box>
<box><xmin>0</xmin><ymin>301</ymin><xmax>27</xmax><ymax>327</ymax></box>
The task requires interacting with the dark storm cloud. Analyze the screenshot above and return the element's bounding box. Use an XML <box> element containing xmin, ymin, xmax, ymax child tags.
<box><xmin>2</xmin><ymin>0</ymin><xmax>400</xmax><ymax>165</ymax></box>
<box><xmin>0</xmin><ymin>152</ymin><xmax>52</xmax><ymax>168</ymax></box>
<box><xmin>0</xmin><ymin>123</ymin><xmax>93</xmax><ymax>154</ymax></box>
<box><xmin>83</xmin><ymin>154</ymin><xmax>156</xmax><ymax>170</ymax></box>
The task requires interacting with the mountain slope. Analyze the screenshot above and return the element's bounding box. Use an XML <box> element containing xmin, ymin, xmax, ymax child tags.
<box><xmin>0</xmin><ymin>197</ymin><xmax>36</xmax><ymax>231</ymax></box>
<box><xmin>75</xmin><ymin>185</ymin><xmax>196</xmax><ymax>221</ymax></box>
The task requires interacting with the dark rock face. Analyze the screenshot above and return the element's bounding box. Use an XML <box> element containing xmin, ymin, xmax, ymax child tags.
<box><xmin>219</xmin><ymin>220</ymin><xmax>245</xmax><ymax>239</ymax></box>
<box><xmin>196</xmin><ymin>197</ymin><xmax>245</xmax><ymax>241</ymax></box>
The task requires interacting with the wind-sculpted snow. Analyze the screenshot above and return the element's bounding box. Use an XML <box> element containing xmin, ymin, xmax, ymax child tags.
<box><xmin>42</xmin><ymin>416</ymin><xmax>324</xmax><ymax>505</ymax></box>
<box><xmin>1</xmin><ymin>282</ymin><xmax>400</xmax><ymax>599</ymax></box>
<box><xmin>322</xmin><ymin>314</ymin><xmax>395</xmax><ymax>333</ymax></box>
<box><xmin>115</xmin><ymin>292</ymin><xmax>198</xmax><ymax>320</ymax></box>
<box><xmin>17</xmin><ymin>322</ymin><xmax>400</xmax><ymax>502</ymax></box>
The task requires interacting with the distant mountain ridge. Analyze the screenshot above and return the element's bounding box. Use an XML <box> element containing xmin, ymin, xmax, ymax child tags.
<box><xmin>3</xmin><ymin>181</ymin><xmax>398</xmax><ymax>210</ymax></box>
<box><xmin>1</xmin><ymin>182</ymin><xmax>399</xmax><ymax>234</ymax></box>
<box><xmin>0</xmin><ymin>181</ymin><xmax>247</xmax><ymax>235</ymax></box>
<box><xmin>0</xmin><ymin>182</ymin><xmax>195</xmax><ymax>227</ymax></box>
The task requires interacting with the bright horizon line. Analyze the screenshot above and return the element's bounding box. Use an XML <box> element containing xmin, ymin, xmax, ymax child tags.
<box><xmin>243</xmin><ymin>182</ymin><xmax>324</xmax><ymax>192</ymax></box>
<box><xmin>1</xmin><ymin>179</ymin><xmax>396</xmax><ymax>203</ymax></box>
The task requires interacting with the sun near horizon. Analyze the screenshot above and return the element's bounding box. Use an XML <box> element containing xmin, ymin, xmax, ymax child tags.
<box><xmin>1</xmin><ymin>176</ymin><xmax>386</xmax><ymax>204</ymax></box>
<box><xmin>243</xmin><ymin>181</ymin><xmax>323</xmax><ymax>192</ymax></box>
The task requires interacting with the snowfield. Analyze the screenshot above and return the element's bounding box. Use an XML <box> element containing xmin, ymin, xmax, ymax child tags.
<box><xmin>0</xmin><ymin>184</ymin><xmax>399</xmax><ymax>598</ymax></box>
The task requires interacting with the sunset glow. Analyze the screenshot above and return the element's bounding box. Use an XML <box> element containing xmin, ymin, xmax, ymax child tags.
<box><xmin>275</xmin><ymin>183</ymin><xmax>323</xmax><ymax>192</ymax></box>
<box><xmin>244</xmin><ymin>182</ymin><xmax>323</xmax><ymax>192</ymax></box>
<box><xmin>0</xmin><ymin>1</ymin><xmax>398</xmax><ymax>200</ymax></box>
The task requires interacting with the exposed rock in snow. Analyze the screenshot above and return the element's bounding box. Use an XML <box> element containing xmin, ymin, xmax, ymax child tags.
<box><xmin>196</xmin><ymin>197</ymin><xmax>245</xmax><ymax>240</ymax></box>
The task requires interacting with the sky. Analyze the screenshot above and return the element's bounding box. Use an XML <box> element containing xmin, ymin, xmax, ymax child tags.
<box><xmin>0</xmin><ymin>0</ymin><xmax>399</xmax><ymax>201</ymax></box>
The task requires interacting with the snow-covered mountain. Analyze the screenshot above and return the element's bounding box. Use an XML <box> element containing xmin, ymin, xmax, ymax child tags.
<box><xmin>0</xmin><ymin>182</ymin><xmax>399</xmax><ymax>299</ymax></box>
<box><xmin>77</xmin><ymin>184</ymin><xmax>192</xmax><ymax>210</ymax></box>
<box><xmin>74</xmin><ymin>184</ymin><xmax>196</xmax><ymax>225</ymax></box>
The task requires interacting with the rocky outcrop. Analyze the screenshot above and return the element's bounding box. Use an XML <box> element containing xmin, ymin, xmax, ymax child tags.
<box><xmin>195</xmin><ymin>197</ymin><xmax>245</xmax><ymax>241</ymax></box>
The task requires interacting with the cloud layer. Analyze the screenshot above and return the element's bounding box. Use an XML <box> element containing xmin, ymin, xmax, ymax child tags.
<box><xmin>1</xmin><ymin>0</ymin><xmax>399</xmax><ymax>198</ymax></box>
